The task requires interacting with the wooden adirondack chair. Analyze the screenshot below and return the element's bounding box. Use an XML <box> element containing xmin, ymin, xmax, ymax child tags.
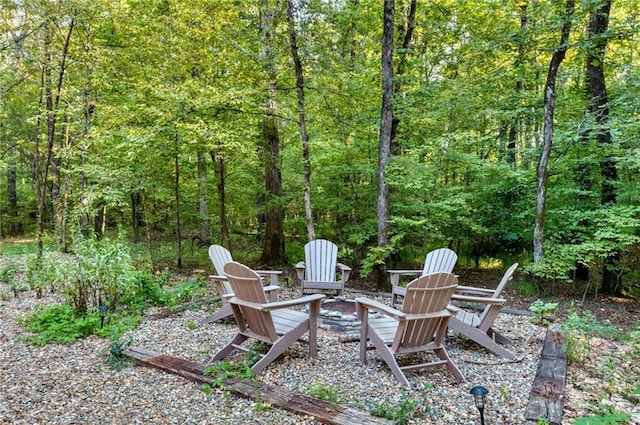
<box><xmin>296</xmin><ymin>239</ymin><xmax>352</xmax><ymax>297</ymax></box>
<box><xmin>356</xmin><ymin>272</ymin><xmax>465</xmax><ymax>388</ymax></box>
<box><xmin>210</xmin><ymin>262</ymin><xmax>325</xmax><ymax>374</ymax></box>
<box><xmin>389</xmin><ymin>248</ymin><xmax>458</xmax><ymax>308</ymax></box>
<box><xmin>200</xmin><ymin>245</ymin><xmax>281</xmax><ymax>325</ymax></box>
<box><xmin>448</xmin><ymin>263</ymin><xmax>519</xmax><ymax>359</ymax></box>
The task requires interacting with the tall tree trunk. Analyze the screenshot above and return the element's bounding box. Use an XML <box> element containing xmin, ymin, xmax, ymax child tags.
<box><xmin>80</xmin><ymin>83</ymin><xmax>92</xmax><ymax>237</ymax></box>
<box><xmin>174</xmin><ymin>131</ymin><xmax>182</xmax><ymax>269</ymax></box>
<box><xmin>533</xmin><ymin>0</ymin><xmax>575</xmax><ymax>262</ymax></box>
<box><xmin>36</xmin><ymin>15</ymin><xmax>75</xmax><ymax>255</ymax></box>
<box><xmin>390</xmin><ymin>0</ymin><xmax>416</xmax><ymax>154</ymax></box>
<box><xmin>286</xmin><ymin>0</ymin><xmax>315</xmax><ymax>242</ymax></box>
<box><xmin>210</xmin><ymin>149</ymin><xmax>229</xmax><ymax>247</ymax></box>
<box><xmin>507</xmin><ymin>1</ymin><xmax>529</xmax><ymax>165</ymax></box>
<box><xmin>259</xmin><ymin>0</ymin><xmax>286</xmax><ymax>266</ymax></box>
<box><xmin>197</xmin><ymin>150</ymin><xmax>211</xmax><ymax>245</ymax></box>
<box><xmin>6</xmin><ymin>151</ymin><xmax>20</xmax><ymax>236</ymax></box>
<box><xmin>131</xmin><ymin>192</ymin><xmax>142</xmax><ymax>243</ymax></box>
<box><xmin>584</xmin><ymin>0</ymin><xmax>618</xmax><ymax>294</ymax></box>
<box><xmin>375</xmin><ymin>0</ymin><xmax>395</xmax><ymax>291</ymax></box>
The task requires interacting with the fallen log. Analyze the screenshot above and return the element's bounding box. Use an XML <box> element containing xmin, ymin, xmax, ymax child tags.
<box><xmin>124</xmin><ymin>346</ymin><xmax>391</xmax><ymax>425</ymax></box>
<box><xmin>524</xmin><ymin>324</ymin><xmax>566</xmax><ymax>424</ymax></box>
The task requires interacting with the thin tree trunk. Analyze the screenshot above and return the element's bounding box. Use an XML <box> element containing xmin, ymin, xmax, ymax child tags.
<box><xmin>6</xmin><ymin>152</ymin><xmax>20</xmax><ymax>236</ymax></box>
<box><xmin>174</xmin><ymin>131</ymin><xmax>182</xmax><ymax>269</ymax></box>
<box><xmin>376</xmin><ymin>0</ymin><xmax>395</xmax><ymax>291</ymax></box>
<box><xmin>390</xmin><ymin>0</ymin><xmax>416</xmax><ymax>153</ymax></box>
<box><xmin>533</xmin><ymin>0</ymin><xmax>575</xmax><ymax>263</ymax></box>
<box><xmin>507</xmin><ymin>1</ymin><xmax>529</xmax><ymax>165</ymax></box>
<box><xmin>286</xmin><ymin>0</ymin><xmax>315</xmax><ymax>242</ymax></box>
<box><xmin>584</xmin><ymin>0</ymin><xmax>618</xmax><ymax>294</ymax></box>
<box><xmin>49</xmin><ymin>14</ymin><xmax>75</xmax><ymax>234</ymax></box>
<box><xmin>259</xmin><ymin>0</ymin><xmax>286</xmax><ymax>266</ymax></box>
<box><xmin>210</xmin><ymin>150</ymin><xmax>229</xmax><ymax>247</ymax></box>
<box><xmin>197</xmin><ymin>151</ymin><xmax>211</xmax><ymax>245</ymax></box>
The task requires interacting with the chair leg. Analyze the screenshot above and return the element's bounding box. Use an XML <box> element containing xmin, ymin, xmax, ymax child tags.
<box><xmin>449</xmin><ymin>318</ymin><xmax>515</xmax><ymax>359</ymax></box>
<box><xmin>211</xmin><ymin>334</ymin><xmax>248</xmax><ymax>363</ymax></box>
<box><xmin>199</xmin><ymin>304</ymin><xmax>233</xmax><ymax>325</ymax></box>
<box><xmin>434</xmin><ymin>346</ymin><xmax>465</xmax><ymax>383</ymax></box>
<box><xmin>488</xmin><ymin>328</ymin><xmax>513</xmax><ymax>346</ymax></box>
<box><xmin>368</xmin><ymin>331</ymin><xmax>411</xmax><ymax>388</ymax></box>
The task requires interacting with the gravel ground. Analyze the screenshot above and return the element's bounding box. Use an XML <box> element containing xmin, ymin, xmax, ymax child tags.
<box><xmin>0</xmin><ymin>283</ymin><xmax>546</xmax><ymax>425</ymax></box>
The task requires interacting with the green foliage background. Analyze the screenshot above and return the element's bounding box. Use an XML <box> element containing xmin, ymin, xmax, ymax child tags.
<box><xmin>1</xmin><ymin>0</ymin><xmax>639</xmax><ymax>289</ymax></box>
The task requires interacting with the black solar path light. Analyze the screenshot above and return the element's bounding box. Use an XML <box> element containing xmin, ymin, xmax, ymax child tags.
<box><xmin>99</xmin><ymin>304</ymin><xmax>108</xmax><ymax>329</ymax></box>
<box><xmin>470</xmin><ymin>385</ymin><xmax>488</xmax><ymax>425</ymax></box>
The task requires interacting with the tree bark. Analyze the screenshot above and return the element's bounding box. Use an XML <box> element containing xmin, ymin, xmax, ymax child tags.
<box><xmin>286</xmin><ymin>0</ymin><xmax>315</xmax><ymax>242</ymax></box>
<box><xmin>584</xmin><ymin>0</ymin><xmax>618</xmax><ymax>294</ymax></box>
<box><xmin>174</xmin><ymin>131</ymin><xmax>182</xmax><ymax>269</ymax></box>
<box><xmin>35</xmin><ymin>15</ymin><xmax>75</xmax><ymax>256</ymax></box>
<box><xmin>210</xmin><ymin>149</ymin><xmax>229</xmax><ymax>247</ymax></box>
<box><xmin>259</xmin><ymin>0</ymin><xmax>286</xmax><ymax>266</ymax></box>
<box><xmin>375</xmin><ymin>0</ymin><xmax>395</xmax><ymax>291</ymax></box>
<box><xmin>390</xmin><ymin>0</ymin><xmax>416</xmax><ymax>154</ymax></box>
<box><xmin>533</xmin><ymin>0</ymin><xmax>575</xmax><ymax>263</ymax></box>
<box><xmin>197</xmin><ymin>151</ymin><xmax>211</xmax><ymax>245</ymax></box>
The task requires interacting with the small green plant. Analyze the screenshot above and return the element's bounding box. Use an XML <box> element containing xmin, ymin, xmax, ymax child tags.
<box><xmin>0</xmin><ymin>262</ymin><xmax>27</xmax><ymax>297</ymax></box>
<box><xmin>370</xmin><ymin>390</ymin><xmax>420</xmax><ymax>425</ymax></box>
<box><xmin>254</xmin><ymin>401</ymin><xmax>273</xmax><ymax>412</ymax></box>
<box><xmin>536</xmin><ymin>419</ymin><xmax>550</xmax><ymax>425</ymax></box>
<box><xmin>574</xmin><ymin>405</ymin><xmax>630</xmax><ymax>424</ymax></box>
<box><xmin>106</xmin><ymin>332</ymin><xmax>134</xmax><ymax>371</ymax></box>
<box><xmin>529</xmin><ymin>299</ymin><xmax>558</xmax><ymax>325</ymax></box>
<box><xmin>201</xmin><ymin>383</ymin><xmax>212</xmax><ymax>395</ymax></box>
<box><xmin>187</xmin><ymin>321</ymin><xmax>197</xmax><ymax>330</ymax></box>
<box><xmin>308</xmin><ymin>383</ymin><xmax>341</xmax><ymax>404</ymax></box>
<box><xmin>562</xmin><ymin>302</ymin><xmax>619</xmax><ymax>364</ymax></box>
<box><xmin>204</xmin><ymin>360</ymin><xmax>255</xmax><ymax>388</ymax></box>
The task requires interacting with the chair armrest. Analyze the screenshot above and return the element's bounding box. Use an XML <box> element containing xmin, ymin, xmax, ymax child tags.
<box><xmin>228</xmin><ymin>297</ymin><xmax>268</xmax><ymax>311</ymax></box>
<box><xmin>355</xmin><ymin>297</ymin><xmax>405</xmax><ymax>320</ymax></box>
<box><xmin>255</xmin><ymin>270</ymin><xmax>283</xmax><ymax>285</ymax></box>
<box><xmin>387</xmin><ymin>270</ymin><xmax>422</xmax><ymax>286</ymax></box>
<box><xmin>263</xmin><ymin>293</ymin><xmax>325</xmax><ymax>311</ymax></box>
<box><xmin>337</xmin><ymin>263</ymin><xmax>352</xmax><ymax>283</ymax></box>
<box><xmin>295</xmin><ymin>262</ymin><xmax>306</xmax><ymax>281</ymax></box>
<box><xmin>405</xmin><ymin>310</ymin><xmax>453</xmax><ymax>321</ymax></box>
<box><xmin>451</xmin><ymin>294</ymin><xmax>506</xmax><ymax>305</ymax></box>
<box><xmin>208</xmin><ymin>274</ymin><xmax>227</xmax><ymax>281</ymax></box>
<box><xmin>262</xmin><ymin>285</ymin><xmax>280</xmax><ymax>293</ymax></box>
<box><xmin>455</xmin><ymin>285</ymin><xmax>495</xmax><ymax>296</ymax></box>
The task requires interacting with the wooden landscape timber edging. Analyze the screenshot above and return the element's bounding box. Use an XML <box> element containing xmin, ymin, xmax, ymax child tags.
<box><xmin>525</xmin><ymin>324</ymin><xmax>566</xmax><ymax>425</ymax></box>
<box><xmin>123</xmin><ymin>346</ymin><xmax>391</xmax><ymax>425</ymax></box>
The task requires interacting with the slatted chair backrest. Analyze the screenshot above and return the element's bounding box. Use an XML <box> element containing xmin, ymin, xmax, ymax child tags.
<box><xmin>209</xmin><ymin>245</ymin><xmax>234</xmax><ymax>295</ymax></box>
<box><xmin>304</xmin><ymin>239</ymin><xmax>338</xmax><ymax>282</ymax></box>
<box><xmin>395</xmin><ymin>272</ymin><xmax>458</xmax><ymax>351</ymax></box>
<box><xmin>224</xmin><ymin>262</ymin><xmax>276</xmax><ymax>342</ymax></box>
<box><xmin>477</xmin><ymin>262</ymin><xmax>518</xmax><ymax>328</ymax></box>
<box><xmin>422</xmin><ymin>248</ymin><xmax>458</xmax><ymax>275</ymax></box>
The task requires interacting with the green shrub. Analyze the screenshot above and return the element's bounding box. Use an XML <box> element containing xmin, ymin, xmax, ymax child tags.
<box><xmin>17</xmin><ymin>304</ymin><xmax>141</xmax><ymax>345</ymax></box>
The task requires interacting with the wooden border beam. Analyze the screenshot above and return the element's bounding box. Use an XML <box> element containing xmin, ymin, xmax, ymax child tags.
<box><xmin>124</xmin><ymin>346</ymin><xmax>391</xmax><ymax>425</ymax></box>
<box><xmin>525</xmin><ymin>324</ymin><xmax>566</xmax><ymax>424</ymax></box>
